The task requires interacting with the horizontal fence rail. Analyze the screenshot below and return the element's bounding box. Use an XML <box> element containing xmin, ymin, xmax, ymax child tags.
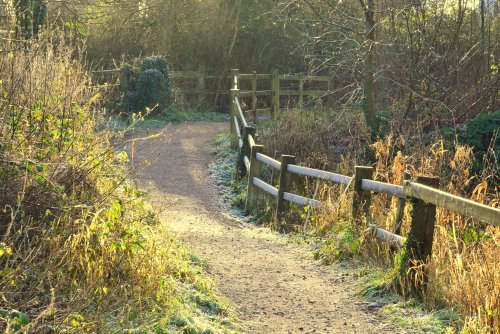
<box><xmin>248</xmin><ymin>133</ymin><xmax>256</xmax><ymax>148</ymax></box>
<box><xmin>233</xmin><ymin>117</ymin><xmax>243</xmax><ymax>149</ymax></box>
<box><xmin>361</xmin><ymin>179</ymin><xmax>405</xmax><ymax>198</ymax></box>
<box><xmin>256</xmin><ymin>153</ymin><xmax>281</xmax><ymax>170</ymax></box>
<box><xmin>253</xmin><ymin>177</ymin><xmax>278</xmax><ymax>197</ymax></box>
<box><xmin>279</xmin><ymin>74</ymin><xmax>330</xmax><ymax>81</ymax></box>
<box><xmin>287</xmin><ymin>164</ymin><xmax>352</xmax><ymax>185</ymax></box>
<box><xmin>244</xmin><ymin>156</ymin><xmax>250</xmax><ymax>172</ymax></box>
<box><xmin>368</xmin><ymin>224</ymin><xmax>405</xmax><ymax>248</ymax></box>
<box><xmin>235</xmin><ymin>97</ymin><xmax>248</xmax><ymax>128</ymax></box>
<box><xmin>405</xmin><ymin>182</ymin><xmax>499</xmax><ymax>226</ymax></box>
<box><xmin>239</xmin><ymin>90</ymin><xmax>272</xmax><ymax>97</ymax></box>
<box><xmin>283</xmin><ymin>192</ymin><xmax>321</xmax><ymax>208</ymax></box>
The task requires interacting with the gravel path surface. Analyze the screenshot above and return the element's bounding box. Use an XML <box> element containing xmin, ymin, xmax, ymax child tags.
<box><xmin>132</xmin><ymin>122</ymin><xmax>390</xmax><ymax>334</ymax></box>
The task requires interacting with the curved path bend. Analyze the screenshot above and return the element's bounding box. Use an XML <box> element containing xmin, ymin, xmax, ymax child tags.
<box><xmin>132</xmin><ymin>122</ymin><xmax>390</xmax><ymax>334</ymax></box>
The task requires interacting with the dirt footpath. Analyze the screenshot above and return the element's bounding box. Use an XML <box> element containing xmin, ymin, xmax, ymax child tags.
<box><xmin>132</xmin><ymin>122</ymin><xmax>390</xmax><ymax>334</ymax></box>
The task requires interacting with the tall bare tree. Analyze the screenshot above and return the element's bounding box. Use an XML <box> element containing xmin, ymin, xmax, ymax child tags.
<box><xmin>358</xmin><ymin>0</ymin><xmax>376</xmax><ymax>135</ymax></box>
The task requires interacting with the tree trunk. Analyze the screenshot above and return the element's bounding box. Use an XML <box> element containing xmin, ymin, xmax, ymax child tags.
<box><xmin>361</xmin><ymin>0</ymin><xmax>376</xmax><ymax>138</ymax></box>
<box><xmin>480</xmin><ymin>0</ymin><xmax>489</xmax><ymax>77</ymax></box>
<box><xmin>14</xmin><ymin>0</ymin><xmax>33</xmax><ymax>40</ymax></box>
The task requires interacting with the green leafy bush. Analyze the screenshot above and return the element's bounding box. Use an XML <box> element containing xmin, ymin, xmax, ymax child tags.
<box><xmin>463</xmin><ymin>111</ymin><xmax>500</xmax><ymax>155</ymax></box>
<box><xmin>135</xmin><ymin>68</ymin><xmax>171</xmax><ymax>112</ymax></box>
<box><xmin>134</xmin><ymin>56</ymin><xmax>172</xmax><ymax>113</ymax></box>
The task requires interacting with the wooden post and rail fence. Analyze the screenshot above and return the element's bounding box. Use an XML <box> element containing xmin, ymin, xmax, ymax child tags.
<box><xmin>95</xmin><ymin>66</ymin><xmax>500</xmax><ymax>294</ymax></box>
<box><xmin>93</xmin><ymin>67</ymin><xmax>330</xmax><ymax>115</ymax></box>
<box><xmin>227</xmin><ymin>69</ymin><xmax>500</xmax><ymax>295</ymax></box>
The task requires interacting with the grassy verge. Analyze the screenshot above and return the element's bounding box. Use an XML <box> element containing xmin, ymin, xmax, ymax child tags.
<box><xmin>356</xmin><ymin>265</ymin><xmax>460</xmax><ymax>334</ymax></box>
<box><xmin>207</xmin><ymin>132</ymin><xmax>247</xmax><ymax>218</ymax></box>
<box><xmin>208</xmin><ymin>132</ymin><xmax>275</xmax><ymax>225</ymax></box>
<box><xmin>104</xmin><ymin>107</ymin><xmax>229</xmax><ymax>132</ymax></box>
<box><xmin>0</xmin><ymin>34</ymin><xmax>236</xmax><ymax>333</ymax></box>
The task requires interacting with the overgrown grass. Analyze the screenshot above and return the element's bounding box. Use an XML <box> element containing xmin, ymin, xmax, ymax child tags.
<box><xmin>0</xmin><ymin>31</ymin><xmax>236</xmax><ymax>333</ymax></box>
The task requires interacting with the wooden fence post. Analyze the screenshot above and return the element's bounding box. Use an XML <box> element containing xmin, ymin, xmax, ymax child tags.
<box><xmin>237</xmin><ymin>126</ymin><xmax>255</xmax><ymax>179</ymax></box>
<box><xmin>393</xmin><ymin>170</ymin><xmax>410</xmax><ymax>235</ymax></box>
<box><xmin>271</xmin><ymin>69</ymin><xmax>280</xmax><ymax>116</ymax></box>
<box><xmin>298</xmin><ymin>74</ymin><xmax>304</xmax><ymax>109</ymax></box>
<box><xmin>276</xmin><ymin>155</ymin><xmax>296</xmax><ymax>220</ymax></box>
<box><xmin>351</xmin><ymin>166</ymin><xmax>373</xmax><ymax>222</ymax></box>
<box><xmin>197</xmin><ymin>64</ymin><xmax>206</xmax><ymax>105</ymax></box>
<box><xmin>403</xmin><ymin>176</ymin><xmax>439</xmax><ymax>296</ymax></box>
<box><xmin>245</xmin><ymin>144</ymin><xmax>264</xmax><ymax>213</ymax></box>
<box><xmin>318</xmin><ymin>96</ymin><xmax>324</xmax><ymax>112</ymax></box>
<box><xmin>230</xmin><ymin>69</ymin><xmax>240</xmax><ymax>150</ymax></box>
<box><xmin>252</xmin><ymin>71</ymin><xmax>257</xmax><ymax>124</ymax></box>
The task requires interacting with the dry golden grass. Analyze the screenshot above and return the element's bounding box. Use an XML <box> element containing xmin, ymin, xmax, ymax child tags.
<box><xmin>370</xmin><ymin>135</ymin><xmax>499</xmax><ymax>332</ymax></box>
<box><xmin>261</xmin><ymin>110</ymin><xmax>499</xmax><ymax>332</ymax></box>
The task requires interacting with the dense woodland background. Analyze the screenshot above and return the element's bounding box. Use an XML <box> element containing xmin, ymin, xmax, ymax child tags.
<box><xmin>3</xmin><ymin>0</ymin><xmax>499</xmax><ymax>127</ymax></box>
<box><xmin>0</xmin><ymin>0</ymin><xmax>499</xmax><ymax>333</ymax></box>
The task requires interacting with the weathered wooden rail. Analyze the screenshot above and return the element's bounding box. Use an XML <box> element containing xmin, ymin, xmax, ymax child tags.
<box><xmin>228</xmin><ymin>69</ymin><xmax>500</xmax><ymax>293</ymax></box>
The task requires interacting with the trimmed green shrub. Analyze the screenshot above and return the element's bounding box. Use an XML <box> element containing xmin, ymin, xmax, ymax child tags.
<box><xmin>135</xmin><ymin>69</ymin><xmax>170</xmax><ymax>112</ymax></box>
<box><xmin>134</xmin><ymin>56</ymin><xmax>172</xmax><ymax>114</ymax></box>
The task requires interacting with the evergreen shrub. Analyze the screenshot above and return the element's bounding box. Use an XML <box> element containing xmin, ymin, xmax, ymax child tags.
<box><xmin>134</xmin><ymin>56</ymin><xmax>172</xmax><ymax>113</ymax></box>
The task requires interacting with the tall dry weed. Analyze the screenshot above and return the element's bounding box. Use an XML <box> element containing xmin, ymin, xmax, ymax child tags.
<box><xmin>260</xmin><ymin>108</ymin><xmax>369</xmax><ymax>169</ymax></box>
<box><xmin>0</xmin><ymin>32</ymin><xmax>231</xmax><ymax>333</ymax></box>
<box><xmin>367</xmin><ymin>135</ymin><xmax>499</xmax><ymax>331</ymax></box>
